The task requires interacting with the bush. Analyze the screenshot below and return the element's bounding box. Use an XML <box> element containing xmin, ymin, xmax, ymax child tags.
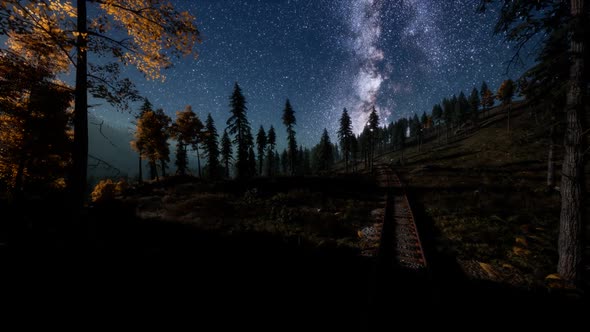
<box><xmin>92</xmin><ymin>179</ymin><xmax>127</xmax><ymax>203</ymax></box>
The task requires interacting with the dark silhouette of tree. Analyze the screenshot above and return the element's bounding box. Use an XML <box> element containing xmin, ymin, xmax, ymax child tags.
<box><xmin>175</xmin><ymin>141</ymin><xmax>187</xmax><ymax>176</ymax></box>
<box><xmin>282</xmin><ymin>99</ymin><xmax>297</xmax><ymax>175</ymax></box>
<box><xmin>367</xmin><ymin>107</ymin><xmax>379</xmax><ymax>171</ymax></box>
<box><xmin>172</xmin><ymin>105</ymin><xmax>202</xmax><ymax>176</ymax></box>
<box><xmin>227</xmin><ymin>83</ymin><xmax>252</xmax><ymax>178</ymax></box>
<box><xmin>256</xmin><ymin>126</ymin><xmax>267</xmax><ymax>176</ymax></box>
<box><xmin>266</xmin><ymin>126</ymin><xmax>276</xmax><ymax>176</ymax></box>
<box><xmin>496</xmin><ymin>79</ymin><xmax>515</xmax><ymax>134</ymax></box>
<box><xmin>203</xmin><ymin>113</ymin><xmax>220</xmax><ymax>179</ymax></box>
<box><xmin>153</xmin><ymin>108</ymin><xmax>171</xmax><ymax>178</ymax></box>
<box><xmin>131</xmin><ymin>109</ymin><xmax>170</xmax><ymax>181</ymax></box>
<box><xmin>132</xmin><ymin>100</ymin><xmax>152</xmax><ymax>182</ymax></box>
<box><xmin>280</xmin><ymin>149</ymin><xmax>289</xmax><ymax>175</ymax></box>
<box><xmin>338</xmin><ymin>108</ymin><xmax>354</xmax><ymax>172</ymax></box>
<box><xmin>315</xmin><ymin>129</ymin><xmax>334</xmax><ymax>172</ymax></box>
<box><xmin>248</xmin><ymin>146</ymin><xmax>256</xmax><ymax>177</ymax></box>
<box><xmin>220</xmin><ymin>130</ymin><xmax>233</xmax><ymax>178</ymax></box>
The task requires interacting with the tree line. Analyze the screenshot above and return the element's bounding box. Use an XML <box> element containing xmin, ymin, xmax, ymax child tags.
<box><xmin>130</xmin><ymin>83</ymin><xmax>340</xmax><ymax>181</ymax></box>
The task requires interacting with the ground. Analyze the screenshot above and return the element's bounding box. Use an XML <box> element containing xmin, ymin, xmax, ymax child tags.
<box><xmin>376</xmin><ymin>104</ymin><xmax>590</xmax><ymax>290</ymax></box>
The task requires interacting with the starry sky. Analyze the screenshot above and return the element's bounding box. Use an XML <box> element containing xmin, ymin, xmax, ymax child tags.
<box><xmin>95</xmin><ymin>0</ymin><xmax>529</xmax><ymax>149</ymax></box>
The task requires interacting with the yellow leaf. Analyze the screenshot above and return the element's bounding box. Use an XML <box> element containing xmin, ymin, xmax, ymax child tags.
<box><xmin>545</xmin><ymin>273</ymin><xmax>562</xmax><ymax>280</ymax></box>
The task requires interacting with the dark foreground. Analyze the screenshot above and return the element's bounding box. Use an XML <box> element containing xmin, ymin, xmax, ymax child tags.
<box><xmin>0</xmin><ymin>194</ymin><xmax>585</xmax><ymax>328</ymax></box>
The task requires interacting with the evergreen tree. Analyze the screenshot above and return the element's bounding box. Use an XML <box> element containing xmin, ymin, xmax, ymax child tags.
<box><xmin>256</xmin><ymin>126</ymin><xmax>267</xmax><ymax>176</ymax></box>
<box><xmin>367</xmin><ymin>107</ymin><xmax>379</xmax><ymax>170</ymax></box>
<box><xmin>226</xmin><ymin>83</ymin><xmax>252</xmax><ymax>178</ymax></box>
<box><xmin>273</xmin><ymin>151</ymin><xmax>281</xmax><ymax>176</ymax></box>
<box><xmin>282</xmin><ymin>99</ymin><xmax>297</xmax><ymax>175</ymax></box>
<box><xmin>338</xmin><ymin>108</ymin><xmax>354</xmax><ymax>172</ymax></box>
<box><xmin>316</xmin><ymin>128</ymin><xmax>334</xmax><ymax>172</ymax></box>
<box><xmin>220</xmin><ymin>130</ymin><xmax>233</xmax><ymax>178</ymax></box>
<box><xmin>203</xmin><ymin>113</ymin><xmax>220</xmax><ymax>179</ymax></box>
<box><xmin>248</xmin><ymin>146</ymin><xmax>256</xmax><ymax>177</ymax></box>
<box><xmin>153</xmin><ymin>108</ymin><xmax>171</xmax><ymax>178</ymax></box>
<box><xmin>280</xmin><ymin>149</ymin><xmax>289</xmax><ymax>175</ymax></box>
<box><xmin>266</xmin><ymin>126</ymin><xmax>276</xmax><ymax>176</ymax></box>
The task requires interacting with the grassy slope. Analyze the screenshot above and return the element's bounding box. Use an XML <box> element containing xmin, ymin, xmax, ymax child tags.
<box><xmin>376</xmin><ymin>105</ymin><xmax>589</xmax><ymax>288</ymax></box>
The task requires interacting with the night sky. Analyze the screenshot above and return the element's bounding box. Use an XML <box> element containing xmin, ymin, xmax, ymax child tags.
<box><xmin>94</xmin><ymin>0</ymin><xmax>528</xmax><ymax>149</ymax></box>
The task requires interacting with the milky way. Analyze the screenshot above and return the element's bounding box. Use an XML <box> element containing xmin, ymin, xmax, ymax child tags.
<box><xmin>94</xmin><ymin>0</ymin><xmax>531</xmax><ymax>149</ymax></box>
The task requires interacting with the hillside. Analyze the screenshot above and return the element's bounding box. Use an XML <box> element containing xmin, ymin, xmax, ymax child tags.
<box><xmin>375</xmin><ymin>104</ymin><xmax>590</xmax><ymax>289</ymax></box>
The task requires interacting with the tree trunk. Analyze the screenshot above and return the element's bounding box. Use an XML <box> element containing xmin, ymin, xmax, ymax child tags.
<box><xmin>160</xmin><ymin>159</ymin><xmax>166</xmax><ymax>177</ymax></box>
<box><xmin>13</xmin><ymin>154</ymin><xmax>26</xmax><ymax>196</ymax></box>
<box><xmin>72</xmin><ymin>0</ymin><xmax>88</xmax><ymax>207</ymax></box>
<box><xmin>195</xmin><ymin>146</ymin><xmax>201</xmax><ymax>177</ymax></box>
<box><xmin>547</xmin><ymin>121</ymin><xmax>556</xmax><ymax>189</ymax></box>
<box><xmin>558</xmin><ymin>0</ymin><xmax>585</xmax><ymax>284</ymax></box>
<box><xmin>149</xmin><ymin>162</ymin><xmax>157</xmax><ymax>180</ymax></box>
<box><xmin>138</xmin><ymin>154</ymin><xmax>143</xmax><ymax>183</ymax></box>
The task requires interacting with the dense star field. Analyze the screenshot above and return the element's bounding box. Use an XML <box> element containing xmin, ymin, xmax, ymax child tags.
<box><xmin>95</xmin><ymin>0</ymin><xmax>527</xmax><ymax>147</ymax></box>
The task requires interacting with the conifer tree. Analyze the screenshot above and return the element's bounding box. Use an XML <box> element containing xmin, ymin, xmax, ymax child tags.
<box><xmin>227</xmin><ymin>83</ymin><xmax>252</xmax><ymax>178</ymax></box>
<box><xmin>256</xmin><ymin>126</ymin><xmax>267</xmax><ymax>176</ymax></box>
<box><xmin>266</xmin><ymin>126</ymin><xmax>276</xmax><ymax>176</ymax></box>
<box><xmin>338</xmin><ymin>108</ymin><xmax>354</xmax><ymax>172</ymax></box>
<box><xmin>203</xmin><ymin>113</ymin><xmax>220</xmax><ymax>179</ymax></box>
<box><xmin>282</xmin><ymin>99</ymin><xmax>297</xmax><ymax>175</ymax></box>
<box><xmin>220</xmin><ymin>130</ymin><xmax>233</xmax><ymax>178</ymax></box>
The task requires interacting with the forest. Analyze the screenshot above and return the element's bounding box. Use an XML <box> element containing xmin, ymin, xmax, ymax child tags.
<box><xmin>0</xmin><ymin>0</ymin><xmax>588</xmax><ymax>320</ymax></box>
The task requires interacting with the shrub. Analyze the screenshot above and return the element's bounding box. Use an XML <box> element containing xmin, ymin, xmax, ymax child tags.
<box><xmin>91</xmin><ymin>179</ymin><xmax>127</xmax><ymax>203</ymax></box>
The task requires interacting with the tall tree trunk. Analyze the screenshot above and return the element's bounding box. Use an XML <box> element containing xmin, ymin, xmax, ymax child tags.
<box><xmin>558</xmin><ymin>0</ymin><xmax>585</xmax><ymax>284</ymax></box>
<box><xmin>138</xmin><ymin>154</ymin><xmax>143</xmax><ymax>183</ymax></box>
<box><xmin>195</xmin><ymin>146</ymin><xmax>201</xmax><ymax>178</ymax></box>
<box><xmin>72</xmin><ymin>0</ymin><xmax>88</xmax><ymax>207</ymax></box>
<box><xmin>160</xmin><ymin>159</ymin><xmax>166</xmax><ymax>177</ymax></box>
<box><xmin>13</xmin><ymin>154</ymin><xmax>26</xmax><ymax>196</ymax></box>
<box><xmin>225</xmin><ymin>159</ymin><xmax>229</xmax><ymax>178</ymax></box>
<box><xmin>149</xmin><ymin>161</ymin><xmax>157</xmax><ymax>180</ymax></box>
<box><xmin>547</xmin><ymin>120</ymin><xmax>556</xmax><ymax>189</ymax></box>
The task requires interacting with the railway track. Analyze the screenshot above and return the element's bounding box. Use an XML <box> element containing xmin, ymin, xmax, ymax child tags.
<box><xmin>373</xmin><ymin>164</ymin><xmax>427</xmax><ymax>270</ymax></box>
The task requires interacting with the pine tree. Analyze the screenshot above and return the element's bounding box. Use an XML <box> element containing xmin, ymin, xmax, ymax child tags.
<box><xmin>227</xmin><ymin>83</ymin><xmax>252</xmax><ymax>178</ymax></box>
<box><xmin>282</xmin><ymin>99</ymin><xmax>297</xmax><ymax>175</ymax></box>
<box><xmin>316</xmin><ymin>129</ymin><xmax>334</xmax><ymax>172</ymax></box>
<box><xmin>203</xmin><ymin>113</ymin><xmax>220</xmax><ymax>179</ymax></box>
<box><xmin>266</xmin><ymin>126</ymin><xmax>276</xmax><ymax>176</ymax></box>
<box><xmin>367</xmin><ymin>107</ymin><xmax>379</xmax><ymax>171</ymax></box>
<box><xmin>338</xmin><ymin>108</ymin><xmax>354</xmax><ymax>172</ymax></box>
<box><xmin>256</xmin><ymin>126</ymin><xmax>267</xmax><ymax>176</ymax></box>
<box><xmin>220</xmin><ymin>130</ymin><xmax>233</xmax><ymax>178</ymax></box>
<box><xmin>280</xmin><ymin>149</ymin><xmax>289</xmax><ymax>175</ymax></box>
